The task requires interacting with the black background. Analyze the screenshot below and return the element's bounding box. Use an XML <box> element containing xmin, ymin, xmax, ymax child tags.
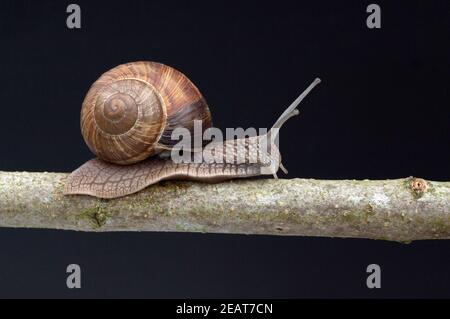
<box><xmin>0</xmin><ymin>0</ymin><xmax>449</xmax><ymax>298</ymax></box>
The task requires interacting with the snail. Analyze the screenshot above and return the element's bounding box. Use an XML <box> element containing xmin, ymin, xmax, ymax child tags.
<box><xmin>64</xmin><ymin>61</ymin><xmax>320</xmax><ymax>198</ymax></box>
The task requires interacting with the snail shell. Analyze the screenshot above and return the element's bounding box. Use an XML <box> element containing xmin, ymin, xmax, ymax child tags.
<box><xmin>81</xmin><ymin>61</ymin><xmax>212</xmax><ymax>165</ymax></box>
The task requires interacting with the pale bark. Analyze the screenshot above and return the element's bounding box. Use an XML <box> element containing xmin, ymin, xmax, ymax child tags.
<box><xmin>0</xmin><ymin>171</ymin><xmax>449</xmax><ymax>242</ymax></box>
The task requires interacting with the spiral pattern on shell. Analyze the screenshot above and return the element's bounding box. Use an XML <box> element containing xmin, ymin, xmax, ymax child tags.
<box><xmin>81</xmin><ymin>61</ymin><xmax>212</xmax><ymax>165</ymax></box>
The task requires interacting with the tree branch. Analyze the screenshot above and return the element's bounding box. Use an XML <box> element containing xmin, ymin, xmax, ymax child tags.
<box><xmin>0</xmin><ymin>171</ymin><xmax>449</xmax><ymax>242</ymax></box>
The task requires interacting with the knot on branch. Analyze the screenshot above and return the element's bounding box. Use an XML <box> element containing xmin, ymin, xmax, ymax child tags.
<box><xmin>410</xmin><ymin>177</ymin><xmax>428</xmax><ymax>198</ymax></box>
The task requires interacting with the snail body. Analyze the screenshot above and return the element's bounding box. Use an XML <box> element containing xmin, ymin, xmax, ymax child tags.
<box><xmin>65</xmin><ymin>61</ymin><xmax>320</xmax><ymax>198</ymax></box>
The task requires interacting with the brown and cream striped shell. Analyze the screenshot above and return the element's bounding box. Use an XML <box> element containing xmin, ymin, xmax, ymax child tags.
<box><xmin>81</xmin><ymin>61</ymin><xmax>212</xmax><ymax>165</ymax></box>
